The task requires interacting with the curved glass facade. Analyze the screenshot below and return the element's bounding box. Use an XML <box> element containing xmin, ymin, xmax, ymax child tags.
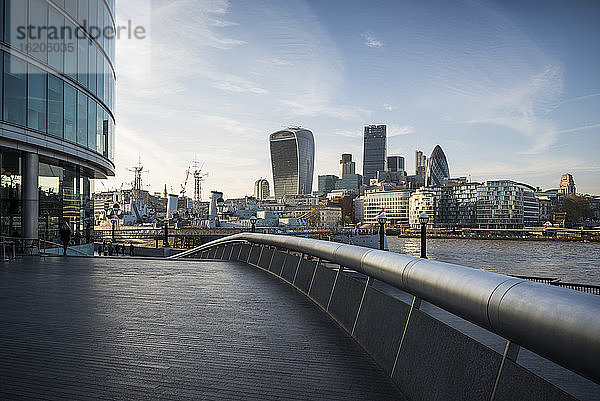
<box><xmin>426</xmin><ymin>145</ymin><xmax>450</xmax><ymax>187</ymax></box>
<box><xmin>0</xmin><ymin>0</ymin><xmax>115</xmax><ymax>247</ymax></box>
<box><xmin>270</xmin><ymin>128</ymin><xmax>315</xmax><ymax>200</ymax></box>
<box><xmin>0</xmin><ymin>0</ymin><xmax>116</xmax><ymax>161</ymax></box>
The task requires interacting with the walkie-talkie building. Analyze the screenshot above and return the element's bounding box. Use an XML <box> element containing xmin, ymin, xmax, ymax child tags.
<box><xmin>0</xmin><ymin>0</ymin><xmax>116</xmax><ymax>251</ymax></box>
<box><xmin>269</xmin><ymin>127</ymin><xmax>314</xmax><ymax>200</ymax></box>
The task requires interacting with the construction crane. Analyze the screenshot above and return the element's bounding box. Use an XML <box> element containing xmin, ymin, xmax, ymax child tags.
<box><xmin>180</xmin><ymin>166</ymin><xmax>191</xmax><ymax>197</ymax></box>
<box><xmin>192</xmin><ymin>160</ymin><xmax>208</xmax><ymax>216</ymax></box>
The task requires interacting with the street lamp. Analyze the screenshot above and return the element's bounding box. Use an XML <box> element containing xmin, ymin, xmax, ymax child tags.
<box><xmin>376</xmin><ymin>212</ymin><xmax>387</xmax><ymax>251</ymax></box>
<box><xmin>107</xmin><ymin>203</ymin><xmax>123</xmax><ymax>243</ymax></box>
<box><xmin>419</xmin><ymin>212</ymin><xmax>429</xmax><ymax>259</ymax></box>
<box><xmin>250</xmin><ymin>215</ymin><xmax>257</xmax><ymax>233</ymax></box>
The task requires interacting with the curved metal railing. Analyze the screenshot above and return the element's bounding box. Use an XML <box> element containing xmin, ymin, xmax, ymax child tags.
<box><xmin>1</xmin><ymin>236</ymin><xmax>92</xmax><ymax>258</ymax></box>
<box><xmin>171</xmin><ymin>232</ymin><xmax>600</xmax><ymax>384</ymax></box>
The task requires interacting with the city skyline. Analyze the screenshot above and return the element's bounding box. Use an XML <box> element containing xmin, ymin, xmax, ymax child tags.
<box><xmin>110</xmin><ymin>0</ymin><xmax>600</xmax><ymax>198</ymax></box>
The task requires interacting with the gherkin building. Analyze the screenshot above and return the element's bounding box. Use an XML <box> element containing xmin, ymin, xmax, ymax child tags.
<box><xmin>426</xmin><ymin>145</ymin><xmax>450</xmax><ymax>187</ymax></box>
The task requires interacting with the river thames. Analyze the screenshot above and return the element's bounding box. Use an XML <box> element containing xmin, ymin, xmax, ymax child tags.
<box><xmin>388</xmin><ymin>237</ymin><xmax>600</xmax><ymax>286</ymax></box>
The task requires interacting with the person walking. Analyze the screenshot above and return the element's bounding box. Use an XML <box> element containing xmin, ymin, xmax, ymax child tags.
<box><xmin>114</xmin><ymin>243</ymin><xmax>120</xmax><ymax>256</ymax></box>
<box><xmin>129</xmin><ymin>243</ymin><xmax>134</xmax><ymax>257</ymax></box>
<box><xmin>59</xmin><ymin>221</ymin><xmax>72</xmax><ymax>256</ymax></box>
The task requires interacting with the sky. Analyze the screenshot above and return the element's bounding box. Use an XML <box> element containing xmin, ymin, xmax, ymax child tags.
<box><xmin>106</xmin><ymin>0</ymin><xmax>600</xmax><ymax>198</ymax></box>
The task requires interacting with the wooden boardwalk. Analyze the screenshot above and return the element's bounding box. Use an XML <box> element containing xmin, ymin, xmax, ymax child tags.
<box><xmin>0</xmin><ymin>257</ymin><xmax>404</xmax><ymax>400</ymax></box>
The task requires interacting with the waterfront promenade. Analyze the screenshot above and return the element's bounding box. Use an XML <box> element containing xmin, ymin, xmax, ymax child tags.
<box><xmin>0</xmin><ymin>257</ymin><xmax>403</xmax><ymax>400</ymax></box>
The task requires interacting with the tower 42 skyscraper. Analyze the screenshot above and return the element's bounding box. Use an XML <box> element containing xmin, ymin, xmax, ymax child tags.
<box><xmin>362</xmin><ymin>125</ymin><xmax>386</xmax><ymax>185</ymax></box>
<box><xmin>269</xmin><ymin>127</ymin><xmax>315</xmax><ymax>200</ymax></box>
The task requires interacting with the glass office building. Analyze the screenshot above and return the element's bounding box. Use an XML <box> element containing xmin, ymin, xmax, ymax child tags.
<box><xmin>362</xmin><ymin>125</ymin><xmax>386</xmax><ymax>185</ymax></box>
<box><xmin>269</xmin><ymin>128</ymin><xmax>314</xmax><ymax>200</ymax></box>
<box><xmin>426</xmin><ymin>145</ymin><xmax>450</xmax><ymax>187</ymax></box>
<box><xmin>387</xmin><ymin>155</ymin><xmax>404</xmax><ymax>174</ymax></box>
<box><xmin>0</xmin><ymin>0</ymin><xmax>116</xmax><ymax>250</ymax></box>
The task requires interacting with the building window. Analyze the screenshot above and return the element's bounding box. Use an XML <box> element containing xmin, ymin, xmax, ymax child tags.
<box><xmin>47</xmin><ymin>74</ymin><xmax>63</xmax><ymax>138</ymax></box>
<box><xmin>64</xmin><ymin>20</ymin><xmax>78</xmax><ymax>80</ymax></box>
<box><xmin>87</xmin><ymin>97</ymin><xmax>96</xmax><ymax>151</ymax></box>
<box><xmin>27</xmin><ymin>64</ymin><xmax>47</xmax><ymax>132</ymax></box>
<box><xmin>96</xmin><ymin>102</ymin><xmax>103</xmax><ymax>154</ymax></box>
<box><xmin>63</xmin><ymin>82</ymin><xmax>76</xmax><ymax>142</ymax></box>
<box><xmin>77</xmin><ymin>0</ymin><xmax>88</xmax><ymax>25</ymax></box>
<box><xmin>28</xmin><ymin>0</ymin><xmax>48</xmax><ymax>64</ymax></box>
<box><xmin>4</xmin><ymin>0</ymin><xmax>26</xmax><ymax>49</ymax></box>
<box><xmin>77</xmin><ymin>33</ymin><xmax>88</xmax><ymax>87</ymax></box>
<box><xmin>48</xmin><ymin>7</ymin><xmax>65</xmax><ymax>72</ymax></box>
<box><xmin>64</xmin><ymin>0</ymin><xmax>77</xmax><ymax>18</ymax></box>
<box><xmin>96</xmin><ymin>50</ymin><xmax>104</xmax><ymax>100</ymax></box>
<box><xmin>88</xmin><ymin>39</ymin><xmax>96</xmax><ymax>93</ymax></box>
<box><xmin>76</xmin><ymin>90</ymin><xmax>87</xmax><ymax>146</ymax></box>
<box><xmin>3</xmin><ymin>54</ymin><xmax>27</xmax><ymax>126</ymax></box>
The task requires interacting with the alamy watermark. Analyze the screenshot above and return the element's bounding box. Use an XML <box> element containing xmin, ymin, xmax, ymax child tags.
<box><xmin>15</xmin><ymin>20</ymin><xmax>146</xmax><ymax>53</ymax></box>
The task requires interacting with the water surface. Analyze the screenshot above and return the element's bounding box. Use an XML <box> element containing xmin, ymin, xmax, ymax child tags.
<box><xmin>388</xmin><ymin>237</ymin><xmax>600</xmax><ymax>285</ymax></box>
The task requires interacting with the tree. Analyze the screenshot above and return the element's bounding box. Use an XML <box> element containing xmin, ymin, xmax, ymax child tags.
<box><xmin>557</xmin><ymin>195</ymin><xmax>592</xmax><ymax>226</ymax></box>
<box><xmin>308</xmin><ymin>208</ymin><xmax>320</xmax><ymax>227</ymax></box>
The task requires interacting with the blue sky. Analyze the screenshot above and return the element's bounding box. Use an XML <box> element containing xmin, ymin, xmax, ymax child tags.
<box><xmin>109</xmin><ymin>0</ymin><xmax>600</xmax><ymax>198</ymax></box>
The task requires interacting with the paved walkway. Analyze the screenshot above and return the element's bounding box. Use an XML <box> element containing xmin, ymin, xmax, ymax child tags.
<box><xmin>0</xmin><ymin>258</ymin><xmax>405</xmax><ymax>400</ymax></box>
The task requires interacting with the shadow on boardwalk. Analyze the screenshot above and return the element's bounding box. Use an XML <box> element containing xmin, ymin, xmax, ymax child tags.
<box><xmin>0</xmin><ymin>258</ymin><xmax>405</xmax><ymax>400</ymax></box>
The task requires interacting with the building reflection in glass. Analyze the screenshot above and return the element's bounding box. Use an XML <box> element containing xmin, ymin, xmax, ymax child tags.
<box><xmin>0</xmin><ymin>149</ymin><xmax>22</xmax><ymax>237</ymax></box>
<box><xmin>39</xmin><ymin>161</ymin><xmax>93</xmax><ymax>246</ymax></box>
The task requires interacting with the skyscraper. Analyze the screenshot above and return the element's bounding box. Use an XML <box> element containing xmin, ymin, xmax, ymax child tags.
<box><xmin>558</xmin><ymin>173</ymin><xmax>576</xmax><ymax>196</ymax></box>
<box><xmin>415</xmin><ymin>150</ymin><xmax>427</xmax><ymax>180</ymax></box>
<box><xmin>362</xmin><ymin>125</ymin><xmax>386</xmax><ymax>185</ymax></box>
<box><xmin>339</xmin><ymin>153</ymin><xmax>355</xmax><ymax>178</ymax></box>
<box><xmin>318</xmin><ymin>175</ymin><xmax>339</xmax><ymax>195</ymax></box>
<box><xmin>270</xmin><ymin>127</ymin><xmax>315</xmax><ymax>199</ymax></box>
<box><xmin>426</xmin><ymin>145</ymin><xmax>450</xmax><ymax>186</ymax></box>
<box><xmin>0</xmin><ymin>1</ymin><xmax>116</xmax><ymax>251</ymax></box>
<box><xmin>253</xmin><ymin>178</ymin><xmax>270</xmax><ymax>200</ymax></box>
<box><xmin>387</xmin><ymin>156</ymin><xmax>405</xmax><ymax>174</ymax></box>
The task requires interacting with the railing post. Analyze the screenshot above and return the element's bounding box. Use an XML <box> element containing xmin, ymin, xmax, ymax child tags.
<box><xmin>292</xmin><ymin>253</ymin><xmax>304</xmax><ymax>285</ymax></box>
<box><xmin>257</xmin><ymin>245</ymin><xmax>264</xmax><ymax>267</ymax></box>
<box><xmin>352</xmin><ymin>276</ymin><xmax>373</xmax><ymax>335</ymax></box>
<box><xmin>326</xmin><ymin>264</ymin><xmax>344</xmax><ymax>311</ymax></box>
<box><xmin>391</xmin><ymin>295</ymin><xmax>422</xmax><ymax>377</ymax></box>
<box><xmin>307</xmin><ymin>258</ymin><xmax>321</xmax><ymax>296</ymax></box>
<box><xmin>489</xmin><ymin>341</ymin><xmax>521</xmax><ymax>401</ymax></box>
<box><xmin>267</xmin><ymin>246</ymin><xmax>276</xmax><ymax>271</ymax></box>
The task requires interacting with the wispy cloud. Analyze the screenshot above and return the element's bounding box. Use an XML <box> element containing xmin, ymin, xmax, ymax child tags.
<box><xmin>398</xmin><ymin>1</ymin><xmax>565</xmax><ymax>154</ymax></box>
<box><xmin>559</xmin><ymin>92</ymin><xmax>600</xmax><ymax>105</ymax></box>
<box><xmin>388</xmin><ymin>125</ymin><xmax>415</xmax><ymax>136</ymax></box>
<box><xmin>213</xmin><ymin>81</ymin><xmax>268</xmax><ymax>94</ymax></box>
<box><xmin>362</xmin><ymin>31</ymin><xmax>383</xmax><ymax>48</ymax></box>
<box><xmin>383</xmin><ymin>103</ymin><xmax>395</xmax><ymax>111</ymax></box>
<box><xmin>208</xmin><ymin>18</ymin><xmax>239</xmax><ymax>28</ymax></box>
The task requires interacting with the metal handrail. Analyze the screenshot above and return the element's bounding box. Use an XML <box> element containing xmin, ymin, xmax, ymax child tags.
<box><xmin>38</xmin><ymin>239</ymin><xmax>92</xmax><ymax>257</ymax></box>
<box><xmin>0</xmin><ymin>236</ymin><xmax>92</xmax><ymax>257</ymax></box>
<box><xmin>171</xmin><ymin>232</ymin><xmax>600</xmax><ymax>384</ymax></box>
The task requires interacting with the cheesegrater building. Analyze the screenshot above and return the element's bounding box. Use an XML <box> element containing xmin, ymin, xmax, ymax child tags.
<box><xmin>0</xmin><ymin>0</ymin><xmax>116</xmax><ymax>252</ymax></box>
<box><xmin>269</xmin><ymin>127</ymin><xmax>314</xmax><ymax>200</ymax></box>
